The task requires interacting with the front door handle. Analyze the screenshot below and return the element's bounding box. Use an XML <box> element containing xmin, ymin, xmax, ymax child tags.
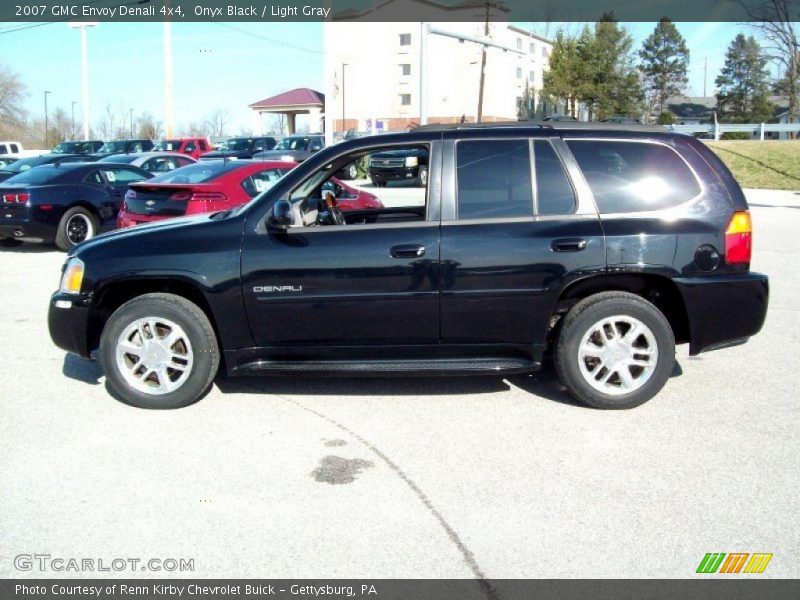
<box><xmin>551</xmin><ymin>238</ymin><xmax>587</xmax><ymax>252</ymax></box>
<box><xmin>390</xmin><ymin>244</ymin><xmax>426</xmax><ymax>258</ymax></box>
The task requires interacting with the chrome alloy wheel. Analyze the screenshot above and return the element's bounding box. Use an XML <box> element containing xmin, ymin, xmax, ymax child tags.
<box><xmin>577</xmin><ymin>315</ymin><xmax>658</xmax><ymax>396</ymax></box>
<box><xmin>66</xmin><ymin>213</ymin><xmax>94</xmax><ymax>245</ymax></box>
<box><xmin>115</xmin><ymin>317</ymin><xmax>193</xmax><ymax>395</ymax></box>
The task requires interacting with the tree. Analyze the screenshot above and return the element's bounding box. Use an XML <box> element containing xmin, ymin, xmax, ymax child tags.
<box><xmin>206</xmin><ymin>109</ymin><xmax>228</xmax><ymax>137</ymax></box>
<box><xmin>516</xmin><ymin>80</ymin><xmax>536</xmax><ymax>119</ymax></box>
<box><xmin>716</xmin><ymin>34</ymin><xmax>775</xmax><ymax>122</ymax></box>
<box><xmin>96</xmin><ymin>103</ymin><xmax>116</xmax><ymax>139</ymax></box>
<box><xmin>577</xmin><ymin>16</ymin><xmax>644</xmax><ymax>120</ymax></box>
<box><xmin>740</xmin><ymin>0</ymin><xmax>799</xmax><ymax>126</ymax></box>
<box><xmin>542</xmin><ymin>31</ymin><xmax>582</xmax><ymax>117</ymax></box>
<box><xmin>137</xmin><ymin>112</ymin><xmax>162</xmax><ymax>140</ymax></box>
<box><xmin>0</xmin><ymin>61</ymin><xmax>28</xmax><ymax>137</ymax></box>
<box><xmin>639</xmin><ymin>18</ymin><xmax>690</xmax><ymax>121</ymax></box>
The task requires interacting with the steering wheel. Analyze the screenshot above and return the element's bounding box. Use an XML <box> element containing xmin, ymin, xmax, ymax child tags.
<box><xmin>320</xmin><ymin>191</ymin><xmax>345</xmax><ymax>226</ymax></box>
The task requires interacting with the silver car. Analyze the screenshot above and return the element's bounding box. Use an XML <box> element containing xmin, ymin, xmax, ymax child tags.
<box><xmin>97</xmin><ymin>151</ymin><xmax>196</xmax><ymax>174</ymax></box>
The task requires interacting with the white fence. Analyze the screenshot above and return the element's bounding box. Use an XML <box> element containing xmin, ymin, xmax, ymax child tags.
<box><xmin>668</xmin><ymin>122</ymin><xmax>800</xmax><ymax>140</ymax></box>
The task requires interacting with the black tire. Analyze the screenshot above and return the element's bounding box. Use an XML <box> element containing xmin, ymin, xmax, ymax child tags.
<box><xmin>99</xmin><ymin>293</ymin><xmax>220</xmax><ymax>409</ymax></box>
<box><xmin>416</xmin><ymin>165</ymin><xmax>428</xmax><ymax>187</ymax></box>
<box><xmin>342</xmin><ymin>162</ymin><xmax>359</xmax><ymax>180</ymax></box>
<box><xmin>554</xmin><ymin>292</ymin><xmax>675</xmax><ymax>409</ymax></box>
<box><xmin>55</xmin><ymin>206</ymin><xmax>98</xmax><ymax>252</ymax></box>
<box><xmin>0</xmin><ymin>237</ymin><xmax>23</xmax><ymax>248</ymax></box>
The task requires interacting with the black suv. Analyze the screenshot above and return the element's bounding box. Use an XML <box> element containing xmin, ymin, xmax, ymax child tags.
<box><xmin>47</xmin><ymin>123</ymin><xmax>768</xmax><ymax>410</ymax></box>
<box><xmin>368</xmin><ymin>147</ymin><xmax>428</xmax><ymax>187</ymax></box>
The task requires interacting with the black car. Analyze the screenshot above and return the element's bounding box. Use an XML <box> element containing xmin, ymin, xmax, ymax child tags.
<box><xmin>90</xmin><ymin>139</ymin><xmax>154</xmax><ymax>158</ymax></box>
<box><xmin>52</xmin><ymin>140</ymin><xmax>105</xmax><ymax>155</ymax></box>
<box><xmin>200</xmin><ymin>137</ymin><xmax>277</xmax><ymax>160</ymax></box>
<box><xmin>48</xmin><ymin>122</ymin><xmax>768</xmax><ymax>410</ymax></box>
<box><xmin>0</xmin><ymin>162</ymin><xmax>152</xmax><ymax>250</ymax></box>
<box><xmin>253</xmin><ymin>135</ymin><xmax>325</xmax><ymax>164</ymax></box>
<box><xmin>367</xmin><ymin>147</ymin><xmax>428</xmax><ymax>187</ymax></box>
<box><xmin>0</xmin><ymin>153</ymin><xmax>96</xmax><ymax>183</ymax></box>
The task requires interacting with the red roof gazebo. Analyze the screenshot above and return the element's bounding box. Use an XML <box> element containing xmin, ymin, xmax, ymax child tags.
<box><xmin>249</xmin><ymin>88</ymin><xmax>325</xmax><ymax>135</ymax></box>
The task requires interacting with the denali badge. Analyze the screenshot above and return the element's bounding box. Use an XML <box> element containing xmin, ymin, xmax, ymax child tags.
<box><xmin>145</xmin><ymin>200</ymin><xmax>155</xmax><ymax>206</ymax></box>
<box><xmin>253</xmin><ymin>286</ymin><xmax>303</xmax><ymax>293</ymax></box>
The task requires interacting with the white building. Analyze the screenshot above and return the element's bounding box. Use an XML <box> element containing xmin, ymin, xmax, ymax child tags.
<box><xmin>323</xmin><ymin>9</ymin><xmax>552</xmax><ymax>143</ymax></box>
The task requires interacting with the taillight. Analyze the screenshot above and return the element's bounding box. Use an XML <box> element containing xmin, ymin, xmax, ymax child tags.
<box><xmin>190</xmin><ymin>192</ymin><xmax>227</xmax><ymax>202</ymax></box>
<box><xmin>2</xmin><ymin>193</ymin><xmax>29</xmax><ymax>203</ymax></box>
<box><xmin>168</xmin><ymin>191</ymin><xmax>192</xmax><ymax>202</ymax></box>
<box><xmin>16</xmin><ymin>193</ymin><xmax>29</xmax><ymax>203</ymax></box>
<box><xmin>725</xmin><ymin>211</ymin><xmax>752</xmax><ymax>265</ymax></box>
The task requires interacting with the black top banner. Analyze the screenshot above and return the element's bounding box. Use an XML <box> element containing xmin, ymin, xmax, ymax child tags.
<box><xmin>2</xmin><ymin>0</ymin><xmax>797</xmax><ymax>23</ymax></box>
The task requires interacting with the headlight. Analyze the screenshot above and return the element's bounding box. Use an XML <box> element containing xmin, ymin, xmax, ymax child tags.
<box><xmin>405</xmin><ymin>156</ymin><xmax>418</xmax><ymax>167</ymax></box>
<box><xmin>59</xmin><ymin>257</ymin><xmax>85</xmax><ymax>294</ymax></box>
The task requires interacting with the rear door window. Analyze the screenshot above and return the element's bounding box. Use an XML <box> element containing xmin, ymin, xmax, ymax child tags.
<box><xmin>533</xmin><ymin>140</ymin><xmax>576</xmax><ymax>215</ymax></box>
<box><xmin>566</xmin><ymin>140</ymin><xmax>701</xmax><ymax>213</ymax></box>
<box><xmin>242</xmin><ymin>168</ymin><xmax>287</xmax><ymax>197</ymax></box>
<box><xmin>456</xmin><ymin>139</ymin><xmax>533</xmax><ymax>220</ymax></box>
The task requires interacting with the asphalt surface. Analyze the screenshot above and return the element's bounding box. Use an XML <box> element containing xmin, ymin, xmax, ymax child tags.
<box><xmin>0</xmin><ymin>189</ymin><xmax>798</xmax><ymax>580</ymax></box>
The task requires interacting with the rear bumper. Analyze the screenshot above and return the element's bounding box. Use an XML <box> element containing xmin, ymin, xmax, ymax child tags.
<box><xmin>0</xmin><ymin>216</ymin><xmax>55</xmax><ymax>241</ymax></box>
<box><xmin>48</xmin><ymin>291</ymin><xmax>93</xmax><ymax>358</ymax></box>
<box><xmin>117</xmin><ymin>210</ymin><xmax>168</xmax><ymax>229</ymax></box>
<box><xmin>674</xmin><ymin>272</ymin><xmax>769</xmax><ymax>355</ymax></box>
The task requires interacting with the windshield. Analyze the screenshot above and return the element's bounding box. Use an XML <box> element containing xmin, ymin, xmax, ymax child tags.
<box><xmin>222</xmin><ymin>138</ymin><xmax>254</xmax><ymax>151</ymax></box>
<box><xmin>147</xmin><ymin>161</ymin><xmax>241</xmax><ymax>184</ymax></box>
<box><xmin>97</xmin><ymin>154</ymin><xmax>137</xmax><ymax>164</ymax></box>
<box><xmin>274</xmin><ymin>137</ymin><xmax>311</xmax><ymax>151</ymax></box>
<box><xmin>52</xmin><ymin>142</ymin><xmax>79</xmax><ymax>154</ymax></box>
<box><xmin>98</xmin><ymin>141</ymin><xmax>127</xmax><ymax>153</ymax></box>
<box><xmin>153</xmin><ymin>140</ymin><xmax>181</xmax><ymax>151</ymax></box>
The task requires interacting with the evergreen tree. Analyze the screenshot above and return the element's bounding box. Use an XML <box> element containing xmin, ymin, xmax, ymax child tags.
<box><xmin>639</xmin><ymin>18</ymin><xmax>690</xmax><ymax>121</ymax></box>
<box><xmin>542</xmin><ymin>31</ymin><xmax>582</xmax><ymax>117</ymax></box>
<box><xmin>716</xmin><ymin>34</ymin><xmax>775</xmax><ymax>122</ymax></box>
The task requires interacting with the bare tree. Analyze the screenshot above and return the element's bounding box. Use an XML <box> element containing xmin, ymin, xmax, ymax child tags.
<box><xmin>741</xmin><ymin>0</ymin><xmax>799</xmax><ymax>127</ymax></box>
<box><xmin>206</xmin><ymin>109</ymin><xmax>229</xmax><ymax>137</ymax></box>
<box><xmin>180</xmin><ymin>121</ymin><xmax>208</xmax><ymax>137</ymax></box>
<box><xmin>267</xmin><ymin>114</ymin><xmax>286</xmax><ymax>135</ymax></box>
<box><xmin>96</xmin><ymin>103</ymin><xmax>117</xmax><ymax>139</ymax></box>
<box><xmin>137</xmin><ymin>112</ymin><xmax>163</xmax><ymax>140</ymax></box>
<box><xmin>0</xmin><ymin>61</ymin><xmax>28</xmax><ymax>137</ymax></box>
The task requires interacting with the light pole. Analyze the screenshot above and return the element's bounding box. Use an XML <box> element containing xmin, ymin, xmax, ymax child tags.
<box><xmin>68</xmin><ymin>22</ymin><xmax>98</xmax><ymax>141</ymax></box>
<box><xmin>71</xmin><ymin>101</ymin><xmax>77</xmax><ymax>139</ymax></box>
<box><xmin>341</xmin><ymin>63</ymin><xmax>348</xmax><ymax>134</ymax></box>
<box><xmin>44</xmin><ymin>90</ymin><xmax>51</xmax><ymax>148</ymax></box>
<box><xmin>163</xmin><ymin>11</ymin><xmax>174</xmax><ymax>137</ymax></box>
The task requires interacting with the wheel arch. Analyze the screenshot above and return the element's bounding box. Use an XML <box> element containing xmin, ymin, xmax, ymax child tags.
<box><xmin>552</xmin><ymin>271</ymin><xmax>691</xmax><ymax>346</ymax></box>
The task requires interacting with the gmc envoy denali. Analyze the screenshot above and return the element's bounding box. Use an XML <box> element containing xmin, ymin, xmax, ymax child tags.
<box><xmin>48</xmin><ymin>123</ymin><xmax>768</xmax><ymax>409</ymax></box>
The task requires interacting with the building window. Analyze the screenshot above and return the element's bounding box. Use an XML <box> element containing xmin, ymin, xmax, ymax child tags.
<box><xmin>399</xmin><ymin>33</ymin><xmax>411</xmax><ymax>46</ymax></box>
<box><xmin>516</xmin><ymin>67</ymin><xmax>522</xmax><ymax>79</ymax></box>
<box><xmin>530</xmin><ymin>42</ymin><xmax>535</xmax><ymax>54</ymax></box>
<box><xmin>400</xmin><ymin>93</ymin><xmax>411</xmax><ymax>106</ymax></box>
<box><xmin>542</xmin><ymin>46</ymin><xmax>548</xmax><ymax>58</ymax></box>
<box><xmin>529</xmin><ymin>70</ymin><xmax>535</xmax><ymax>81</ymax></box>
<box><xmin>400</xmin><ymin>63</ymin><xmax>411</xmax><ymax>76</ymax></box>
<box><xmin>516</xmin><ymin>38</ymin><xmax>522</xmax><ymax>50</ymax></box>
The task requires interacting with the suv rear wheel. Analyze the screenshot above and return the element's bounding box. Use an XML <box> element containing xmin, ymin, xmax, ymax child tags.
<box><xmin>99</xmin><ymin>293</ymin><xmax>220</xmax><ymax>409</ymax></box>
<box><xmin>555</xmin><ymin>292</ymin><xmax>675</xmax><ymax>409</ymax></box>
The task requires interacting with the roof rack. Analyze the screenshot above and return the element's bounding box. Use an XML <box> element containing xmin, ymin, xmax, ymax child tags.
<box><xmin>413</xmin><ymin>120</ymin><xmax>667</xmax><ymax>133</ymax></box>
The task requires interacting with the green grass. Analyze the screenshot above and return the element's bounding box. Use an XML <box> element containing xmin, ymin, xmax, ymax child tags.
<box><xmin>706</xmin><ymin>140</ymin><xmax>800</xmax><ymax>191</ymax></box>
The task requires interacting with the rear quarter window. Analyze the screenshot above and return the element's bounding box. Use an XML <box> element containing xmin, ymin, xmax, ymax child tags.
<box><xmin>566</xmin><ymin>140</ymin><xmax>701</xmax><ymax>213</ymax></box>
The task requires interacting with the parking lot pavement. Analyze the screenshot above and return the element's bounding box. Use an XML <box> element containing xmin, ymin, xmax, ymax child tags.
<box><xmin>0</xmin><ymin>189</ymin><xmax>798</xmax><ymax>580</ymax></box>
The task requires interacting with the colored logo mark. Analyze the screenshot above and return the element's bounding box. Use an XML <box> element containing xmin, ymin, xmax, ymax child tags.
<box><xmin>696</xmin><ymin>553</ymin><xmax>773</xmax><ymax>574</ymax></box>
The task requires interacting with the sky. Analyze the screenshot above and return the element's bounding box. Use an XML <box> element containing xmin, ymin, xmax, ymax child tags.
<box><xmin>0</xmin><ymin>20</ymin><xmax>760</xmax><ymax>135</ymax></box>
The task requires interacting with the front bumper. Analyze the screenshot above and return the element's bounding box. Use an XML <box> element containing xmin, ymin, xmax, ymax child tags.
<box><xmin>674</xmin><ymin>272</ymin><xmax>769</xmax><ymax>355</ymax></box>
<box><xmin>368</xmin><ymin>166</ymin><xmax>419</xmax><ymax>181</ymax></box>
<box><xmin>48</xmin><ymin>291</ymin><xmax>93</xmax><ymax>358</ymax></box>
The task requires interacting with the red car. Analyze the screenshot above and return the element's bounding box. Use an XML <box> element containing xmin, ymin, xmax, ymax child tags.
<box><xmin>117</xmin><ymin>160</ymin><xmax>383</xmax><ymax>228</ymax></box>
<box><xmin>152</xmin><ymin>137</ymin><xmax>212</xmax><ymax>160</ymax></box>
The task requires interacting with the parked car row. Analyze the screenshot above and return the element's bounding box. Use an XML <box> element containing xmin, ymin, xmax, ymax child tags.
<box><xmin>0</xmin><ymin>153</ymin><xmax>381</xmax><ymax>251</ymax></box>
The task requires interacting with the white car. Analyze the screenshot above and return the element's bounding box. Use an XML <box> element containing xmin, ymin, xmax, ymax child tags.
<box><xmin>96</xmin><ymin>151</ymin><xmax>196</xmax><ymax>173</ymax></box>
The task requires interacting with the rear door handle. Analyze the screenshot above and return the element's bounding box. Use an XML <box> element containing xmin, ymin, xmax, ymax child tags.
<box><xmin>551</xmin><ymin>238</ymin><xmax>587</xmax><ymax>252</ymax></box>
<box><xmin>390</xmin><ymin>244</ymin><xmax>426</xmax><ymax>258</ymax></box>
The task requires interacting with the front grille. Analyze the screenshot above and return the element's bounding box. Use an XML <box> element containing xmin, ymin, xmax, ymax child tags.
<box><xmin>370</xmin><ymin>158</ymin><xmax>405</xmax><ymax>168</ymax></box>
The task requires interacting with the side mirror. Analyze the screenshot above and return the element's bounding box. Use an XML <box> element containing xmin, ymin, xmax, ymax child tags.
<box><xmin>269</xmin><ymin>199</ymin><xmax>294</xmax><ymax>230</ymax></box>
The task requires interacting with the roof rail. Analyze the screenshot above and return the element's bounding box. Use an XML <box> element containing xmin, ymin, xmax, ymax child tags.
<box><xmin>413</xmin><ymin>120</ymin><xmax>668</xmax><ymax>133</ymax></box>
<box><xmin>412</xmin><ymin>121</ymin><xmax>551</xmax><ymax>132</ymax></box>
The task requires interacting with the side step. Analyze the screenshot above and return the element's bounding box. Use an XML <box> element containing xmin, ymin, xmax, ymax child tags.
<box><xmin>233</xmin><ymin>357</ymin><xmax>540</xmax><ymax>377</ymax></box>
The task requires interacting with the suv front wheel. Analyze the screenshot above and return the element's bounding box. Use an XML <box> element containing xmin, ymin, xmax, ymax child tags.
<box><xmin>555</xmin><ymin>292</ymin><xmax>675</xmax><ymax>409</ymax></box>
<box><xmin>99</xmin><ymin>293</ymin><xmax>220</xmax><ymax>409</ymax></box>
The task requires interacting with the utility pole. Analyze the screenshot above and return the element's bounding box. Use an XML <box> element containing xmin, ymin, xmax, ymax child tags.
<box><xmin>71</xmin><ymin>101</ymin><xmax>76</xmax><ymax>139</ymax></box>
<box><xmin>419</xmin><ymin>22</ymin><xmax>428</xmax><ymax>126</ymax></box>
<box><xmin>163</xmin><ymin>3</ymin><xmax>174</xmax><ymax>137</ymax></box>
<box><xmin>44</xmin><ymin>91</ymin><xmax>51</xmax><ymax>148</ymax></box>
<box><xmin>476</xmin><ymin>3</ymin><xmax>490</xmax><ymax>122</ymax></box>
<box><xmin>703</xmin><ymin>57</ymin><xmax>708</xmax><ymax>97</ymax></box>
<box><xmin>130</xmin><ymin>108</ymin><xmax>135</xmax><ymax>137</ymax></box>
<box><xmin>68</xmin><ymin>22</ymin><xmax>97</xmax><ymax>141</ymax></box>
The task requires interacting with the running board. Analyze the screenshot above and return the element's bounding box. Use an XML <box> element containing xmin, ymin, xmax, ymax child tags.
<box><xmin>233</xmin><ymin>357</ymin><xmax>540</xmax><ymax>377</ymax></box>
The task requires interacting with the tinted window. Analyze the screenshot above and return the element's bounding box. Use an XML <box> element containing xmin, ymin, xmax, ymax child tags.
<box><xmin>3</xmin><ymin>168</ymin><xmax>63</xmax><ymax>185</ymax></box>
<box><xmin>184</xmin><ymin>142</ymin><xmax>196</xmax><ymax>152</ymax></box>
<box><xmin>242</xmin><ymin>168</ymin><xmax>288</xmax><ymax>197</ymax></box>
<box><xmin>0</xmin><ymin>145</ymin><xmax>7</xmax><ymax>154</ymax></box>
<box><xmin>533</xmin><ymin>141</ymin><xmax>576</xmax><ymax>215</ymax></box>
<box><xmin>566</xmin><ymin>140</ymin><xmax>701</xmax><ymax>213</ymax></box>
<box><xmin>456</xmin><ymin>139</ymin><xmax>533</xmax><ymax>220</ymax></box>
<box><xmin>148</xmin><ymin>161</ymin><xmax>240</xmax><ymax>184</ymax></box>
